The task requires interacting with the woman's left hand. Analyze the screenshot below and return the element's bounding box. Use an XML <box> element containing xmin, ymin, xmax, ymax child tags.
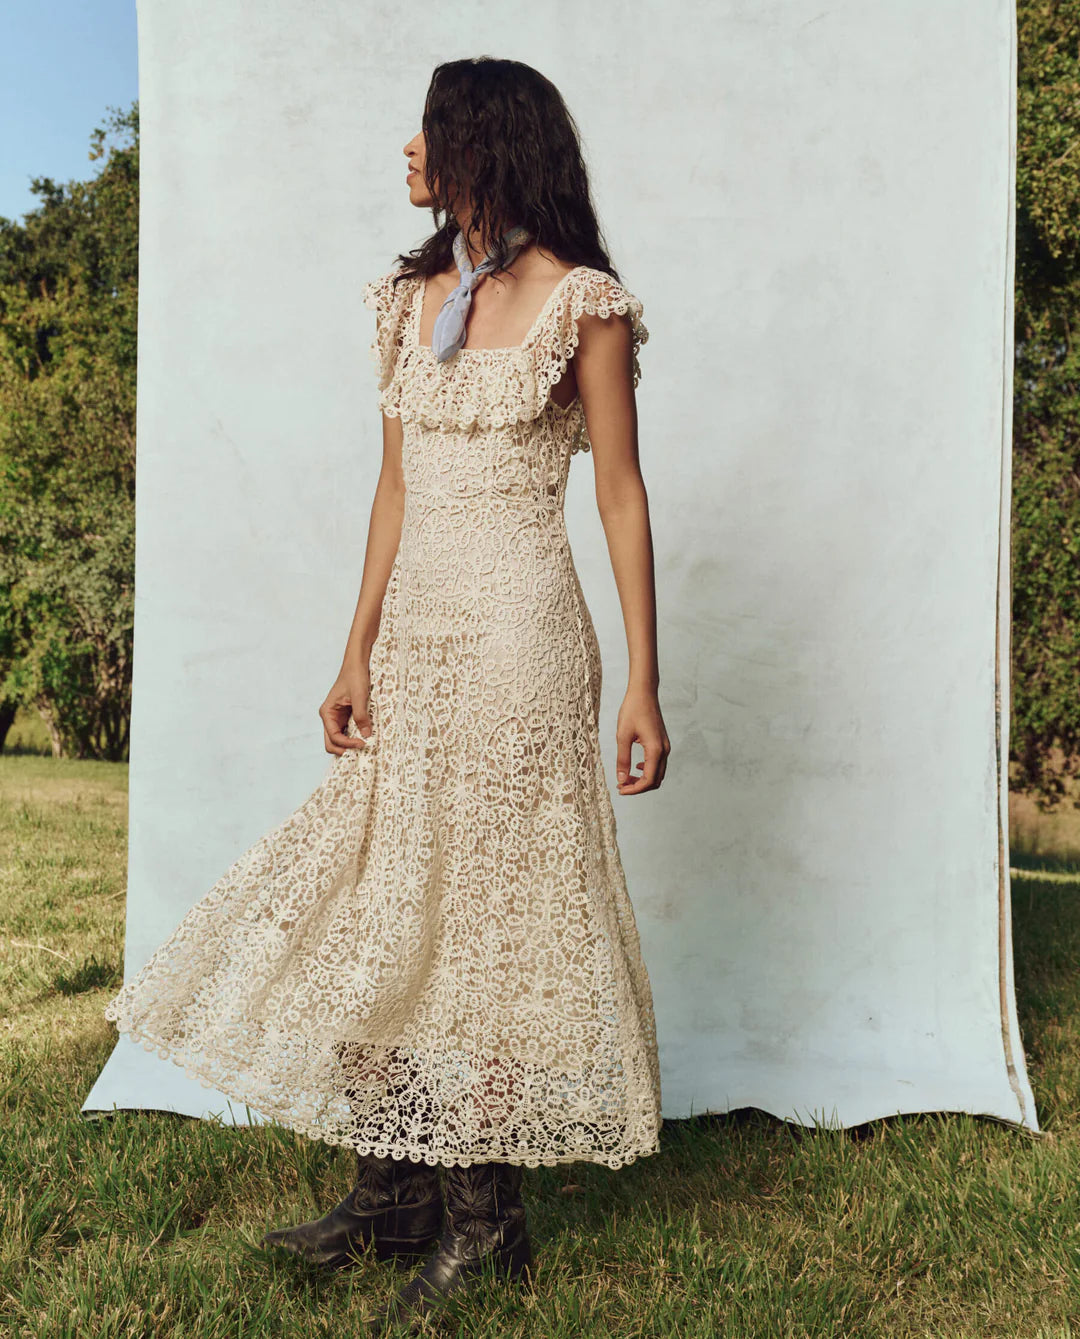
<box><xmin>615</xmin><ymin>688</ymin><xmax>671</xmax><ymax>794</ymax></box>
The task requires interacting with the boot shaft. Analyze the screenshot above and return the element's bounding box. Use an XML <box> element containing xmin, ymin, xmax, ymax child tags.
<box><xmin>352</xmin><ymin>1150</ymin><xmax>441</xmax><ymax>1211</ymax></box>
<box><xmin>442</xmin><ymin>1160</ymin><xmax>526</xmax><ymax>1241</ymax></box>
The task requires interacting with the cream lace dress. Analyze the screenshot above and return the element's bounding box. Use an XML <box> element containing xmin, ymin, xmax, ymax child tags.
<box><xmin>103</xmin><ymin>263</ymin><xmax>663</xmax><ymax>1170</ymax></box>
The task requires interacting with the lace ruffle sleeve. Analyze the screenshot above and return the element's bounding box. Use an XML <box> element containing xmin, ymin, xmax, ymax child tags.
<box><xmin>362</xmin><ymin>267</ymin><xmax>414</xmax><ymax>399</ymax></box>
<box><xmin>527</xmin><ymin>266</ymin><xmax>649</xmax><ymax>453</ymax></box>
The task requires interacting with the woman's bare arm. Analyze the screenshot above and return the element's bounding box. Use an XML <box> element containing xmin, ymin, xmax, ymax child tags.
<box><xmin>319</xmin><ymin>411</ymin><xmax>405</xmax><ymax>754</ymax></box>
<box><xmin>341</xmin><ymin>411</ymin><xmax>406</xmax><ymax>669</ymax></box>
<box><xmin>573</xmin><ymin>309</ymin><xmax>670</xmax><ymax>793</ymax></box>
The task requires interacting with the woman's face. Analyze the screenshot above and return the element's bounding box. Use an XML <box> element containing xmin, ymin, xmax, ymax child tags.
<box><xmin>404</xmin><ymin>131</ymin><xmax>436</xmax><ymax>209</ymax></box>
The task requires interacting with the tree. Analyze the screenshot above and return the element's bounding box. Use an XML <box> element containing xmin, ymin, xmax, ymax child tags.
<box><xmin>0</xmin><ymin>103</ymin><xmax>137</xmax><ymax>758</ymax></box>
<box><xmin>1013</xmin><ymin>3</ymin><xmax>1080</xmax><ymax>808</ymax></box>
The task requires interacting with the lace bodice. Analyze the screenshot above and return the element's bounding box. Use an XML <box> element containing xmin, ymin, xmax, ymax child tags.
<box><xmin>361</xmin><ymin>263</ymin><xmax>648</xmax><ymax>455</ymax></box>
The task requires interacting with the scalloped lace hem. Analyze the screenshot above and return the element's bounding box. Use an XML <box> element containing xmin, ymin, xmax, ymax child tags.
<box><xmin>104</xmin><ymin>1012</ymin><xmax>664</xmax><ymax>1172</ymax></box>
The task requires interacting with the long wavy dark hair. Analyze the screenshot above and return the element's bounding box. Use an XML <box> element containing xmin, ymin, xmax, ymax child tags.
<box><xmin>389</xmin><ymin>57</ymin><xmax>621</xmax><ymax>292</ymax></box>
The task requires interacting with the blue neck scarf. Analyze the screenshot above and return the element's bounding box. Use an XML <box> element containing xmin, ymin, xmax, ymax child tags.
<box><xmin>431</xmin><ymin>223</ymin><xmax>531</xmax><ymax>362</ymax></box>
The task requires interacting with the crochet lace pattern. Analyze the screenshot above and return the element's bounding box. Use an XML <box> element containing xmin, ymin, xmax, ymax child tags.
<box><xmin>103</xmin><ymin>263</ymin><xmax>662</xmax><ymax>1170</ymax></box>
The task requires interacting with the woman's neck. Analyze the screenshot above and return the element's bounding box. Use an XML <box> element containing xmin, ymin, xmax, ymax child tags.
<box><xmin>453</xmin><ymin>210</ymin><xmax>519</xmax><ymax>269</ymax></box>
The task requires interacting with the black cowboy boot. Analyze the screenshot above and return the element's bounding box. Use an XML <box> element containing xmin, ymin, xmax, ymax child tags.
<box><xmin>260</xmin><ymin>1149</ymin><xmax>443</xmax><ymax>1269</ymax></box>
<box><xmin>366</xmin><ymin>1160</ymin><xmax>533</xmax><ymax>1335</ymax></box>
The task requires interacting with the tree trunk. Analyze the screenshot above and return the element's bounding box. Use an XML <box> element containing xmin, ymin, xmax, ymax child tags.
<box><xmin>36</xmin><ymin>700</ymin><xmax>64</xmax><ymax>758</ymax></box>
<box><xmin>0</xmin><ymin>700</ymin><xmax>16</xmax><ymax>753</ymax></box>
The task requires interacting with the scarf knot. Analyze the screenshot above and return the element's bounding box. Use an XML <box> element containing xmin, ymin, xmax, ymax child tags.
<box><xmin>431</xmin><ymin>223</ymin><xmax>531</xmax><ymax>362</ymax></box>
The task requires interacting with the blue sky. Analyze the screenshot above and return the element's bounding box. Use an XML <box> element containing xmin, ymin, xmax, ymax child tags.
<box><xmin>1</xmin><ymin>1</ymin><xmax>138</xmax><ymax>223</ymax></box>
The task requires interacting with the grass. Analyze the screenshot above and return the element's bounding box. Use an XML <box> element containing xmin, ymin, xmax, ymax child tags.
<box><xmin>3</xmin><ymin>753</ymin><xmax>1080</xmax><ymax>1336</ymax></box>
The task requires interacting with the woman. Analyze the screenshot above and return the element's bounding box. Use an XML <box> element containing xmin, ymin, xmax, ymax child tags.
<box><xmin>104</xmin><ymin>56</ymin><xmax>670</xmax><ymax>1335</ymax></box>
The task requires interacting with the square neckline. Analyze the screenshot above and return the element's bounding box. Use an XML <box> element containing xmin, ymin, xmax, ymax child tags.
<box><xmin>412</xmin><ymin>265</ymin><xmax>585</xmax><ymax>355</ymax></box>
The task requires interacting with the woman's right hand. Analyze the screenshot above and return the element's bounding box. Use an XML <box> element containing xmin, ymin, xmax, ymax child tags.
<box><xmin>319</xmin><ymin>663</ymin><xmax>374</xmax><ymax>756</ymax></box>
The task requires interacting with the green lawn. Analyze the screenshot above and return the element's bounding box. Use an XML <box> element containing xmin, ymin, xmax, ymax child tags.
<box><xmin>3</xmin><ymin>754</ymin><xmax>1080</xmax><ymax>1337</ymax></box>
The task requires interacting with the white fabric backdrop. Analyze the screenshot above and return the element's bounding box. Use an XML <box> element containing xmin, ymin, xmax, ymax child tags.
<box><xmin>83</xmin><ymin>0</ymin><xmax>1037</xmax><ymax>1135</ymax></box>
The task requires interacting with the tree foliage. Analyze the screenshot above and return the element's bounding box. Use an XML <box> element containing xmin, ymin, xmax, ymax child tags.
<box><xmin>0</xmin><ymin>104</ymin><xmax>137</xmax><ymax>758</ymax></box>
<box><xmin>1014</xmin><ymin>3</ymin><xmax>1080</xmax><ymax>808</ymax></box>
